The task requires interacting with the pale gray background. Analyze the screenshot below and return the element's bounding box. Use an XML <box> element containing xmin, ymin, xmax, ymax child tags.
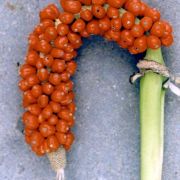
<box><xmin>0</xmin><ymin>0</ymin><xmax>180</xmax><ymax>180</ymax></box>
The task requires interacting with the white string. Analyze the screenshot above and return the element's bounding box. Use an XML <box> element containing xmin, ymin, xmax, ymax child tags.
<box><xmin>164</xmin><ymin>80</ymin><xmax>180</xmax><ymax>96</ymax></box>
<box><xmin>56</xmin><ymin>168</ymin><xmax>65</xmax><ymax>180</ymax></box>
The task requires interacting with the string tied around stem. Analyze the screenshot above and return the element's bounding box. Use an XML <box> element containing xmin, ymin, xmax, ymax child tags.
<box><xmin>130</xmin><ymin>59</ymin><xmax>180</xmax><ymax>96</ymax></box>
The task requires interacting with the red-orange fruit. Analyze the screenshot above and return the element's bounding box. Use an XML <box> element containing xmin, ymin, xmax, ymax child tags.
<box><xmin>56</xmin><ymin>120</ymin><xmax>69</xmax><ymax>133</ymax></box>
<box><xmin>47</xmin><ymin>135</ymin><xmax>59</xmax><ymax>151</ymax></box>
<box><xmin>56</xmin><ymin>132</ymin><xmax>67</xmax><ymax>144</ymax></box>
<box><xmin>30</xmin><ymin>131</ymin><xmax>44</xmax><ymax>147</ymax></box>
<box><xmin>49</xmin><ymin>101</ymin><xmax>62</xmax><ymax>113</ymax></box>
<box><xmin>19</xmin><ymin>64</ymin><xmax>36</xmax><ymax>79</ymax></box>
<box><xmin>60</xmin><ymin>0</ymin><xmax>82</xmax><ymax>14</ymax></box>
<box><xmin>51</xmin><ymin>89</ymin><xmax>65</xmax><ymax>103</ymax></box>
<box><xmin>39</xmin><ymin>122</ymin><xmax>56</xmax><ymax>137</ymax></box>
<box><xmin>22</xmin><ymin>111</ymin><xmax>39</xmax><ymax>130</ymax></box>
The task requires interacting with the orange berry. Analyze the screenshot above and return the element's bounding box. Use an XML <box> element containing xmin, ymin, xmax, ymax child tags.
<box><xmin>51</xmin><ymin>89</ymin><xmax>65</xmax><ymax>103</ymax></box>
<box><xmin>22</xmin><ymin>111</ymin><xmax>39</xmax><ymax>129</ymax></box>
<box><xmin>128</xmin><ymin>45</ymin><xmax>139</xmax><ymax>54</ymax></box>
<box><xmin>48</xmin><ymin>4</ymin><xmax>60</xmax><ymax>17</ymax></box>
<box><xmin>37</xmin><ymin>113</ymin><xmax>46</xmax><ymax>123</ymax></box>
<box><xmin>23</xmin><ymin>90</ymin><xmax>37</xmax><ymax>105</ymax></box>
<box><xmin>30</xmin><ymin>131</ymin><xmax>44</xmax><ymax>147</ymax></box>
<box><xmin>111</xmin><ymin>18</ymin><xmax>122</xmax><ymax>31</ymax></box>
<box><xmin>51</xmin><ymin>48</ymin><xmax>65</xmax><ymax>58</ymax></box>
<box><xmin>56</xmin><ymin>132</ymin><xmax>67</xmax><ymax>144</ymax></box>
<box><xmin>147</xmin><ymin>35</ymin><xmax>161</xmax><ymax>49</ymax></box>
<box><xmin>60</xmin><ymin>0</ymin><xmax>82</xmax><ymax>14</ymax></box>
<box><xmin>19</xmin><ymin>64</ymin><xmax>36</xmax><ymax>79</ymax></box>
<box><xmin>161</xmin><ymin>34</ymin><xmax>174</xmax><ymax>47</ymax></box>
<box><xmin>42</xmin><ymin>82</ymin><xmax>54</xmax><ymax>95</ymax></box>
<box><xmin>28</xmin><ymin>34</ymin><xmax>39</xmax><ymax>50</ymax></box>
<box><xmin>48</xmin><ymin>114</ymin><xmax>59</xmax><ymax>125</ymax></box>
<box><xmin>37</xmin><ymin>68</ymin><xmax>49</xmax><ymax>81</ymax></box>
<box><xmin>68</xmin><ymin>102</ymin><xmax>76</xmax><ymax>113</ymax></box>
<box><xmin>47</xmin><ymin>135</ymin><xmax>59</xmax><ymax>151</ymax></box>
<box><xmin>80</xmin><ymin>9</ymin><xmax>93</xmax><ymax>21</ymax></box>
<box><xmin>49</xmin><ymin>101</ymin><xmax>62</xmax><ymax>113</ymax></box>
<box><xmin>145</xmin><ymin>8</ymin><xmax>161</xmax><ymax>22</ymax></box>
<box><xmin>49</xmin><ymin>73</ymin><xmax>61</xmax><ymax>86</ymax></box>
<box><xmin>63</xmin><ymin>51</ymin><xmax>77</xmax><ymax>61</ymax></box>
<box><xmin>56</xmin><ymin>120</ymin><xmax>69</xmax><ymax>133</ymax></box>
<box><xmin>67</xmin><ymin>32</ymin><xmax>82</xmax><ymax>44</ymax></box>
<box><xmin>37</xmin><ymin>144</ymin><xmax>46</xmax><ymax>156</ymax></box>
<box><xmin>66</xmin><ymin>61</ymin><xmax>77</xmax><ymax>75</ymax></box>
<box><xmin>92</xmin><ymin>5</ymin><xmax>106</xmax><ymax>19</ymax></box>
<box><xmin>107</xmin><ymin>0</ymin><xmax>126</xmax><ymax>8</ymax></box>
<box><xmin>26</xmin><ymin>51</ymin><xmax>39</xmax><ymax>66</ymax></box>
<box><xmin>57</xmin><ymin>24</ymin><xmax>70</xmax><ymax>36</ymax></box>
<box><xmin>54</xmin><ymin>36</ymin><xmax>68</xmax><ymax>50</ymax></box>
<box><xmin>126</xmin><ymin>0</ymin><xmax>142</xmax><ymax>16</ymax></box>
<box><xmin>18</xmin><ymin>79</ymin><xmax>30</xmax><ymax>91</ymax></box>
<box><xmin>71</xmin><ymin>19</ymin><xmax>86</xmax><ymax>33</ymax></box>
<box><xmin>122</xmin><ymin>12</ymin><xmax>135</xmax><ymax>29</ymax></box>
<box><xmin>59</xmin><ymin>12</ymin><xmax>74</xmax><ymax>24</ymax></box>
<box><xmin>42</xmin><ymin>139</ymin><xmax>51</xmax><ymax>153</ymax></box>
<box><xmin>60</xmin><ymin>92</ymin><xmax>74</xmax><ymax>106</ymax></box>
<box><xmin>43</xmin><ymin>54</ymin><xmax>54</xmax><ymax>67</ymax></box>
<box><xmin>150</xmin><ymin>21</ymin><xmax>165</xmax><ymax>37</ymax></box>
<box><xmin>39</xmin><ymin>122</ymin><xmax>56</xmax><ymax>137</ymax></box>
<box><xmin>120</xmin><ymin>30</ymin><xmax>134</xmax><ymax>46</ymax></box>
<box><xmin>65</xmin><ymin>81</ymin><xmax>74</xmax><ymax>92</ymax></box>
<box><xmin>42</xmin><ymin>105</ymin><xmax>53</xmax><ymax>119</ymax></box>
<box><xmin>140</xmin><ymin>16</ymin><xmax>153</xmax><ymax>31</ymax></box>
<box><xmin>107</xmin><ymin>7</ymin><xmax>119</xmax><ymax>19</ymax></box>
<box><xmin>64</xmin><ymin>43</ymin><xmax>74</xmax><ymax>53</ymax></box>
<box><xmin>64</xmin><ymin>132</ymin><xmax>75</xmax><ymax>150</ymax></box>
<box><xmin>26</xmin><ymin>74</ymin><xmax>40</xmax><ymax>87</ymax></box>
<box><xmin>118</xmin><ymin>39</ymin><xmax>129</xmax><ymax>49</ymax></box>
<box><xmin>60</xmin><ymin>71</ymin><xmax>71</xmax><ymax>82</ymax></box>
<box><xmin>40</xmin><ymin>5</ymin><xmax>59</xmax><ymax>20</ymax></box>
<box><xmin>80</xmin><ymin>28</ymin><xmax>90</xmax><ymax>37</ymax></box>
<box><xmin>133</xmin><ymin>36</ymin><xmax>147</xmax><ymax>53</ymax></box>
<box><xmin>99</xmin><ymin>17</ymin><xmax>111</xmax><ymax>32</ymax></box>
<box><xmin>51</xmin><ymin>60</ymin><xmax>66</xmax><ymax>73</ymax></box>
<box><xmin>37</xmin><ymin>95</ymin><xmax>49</xmax><ymax>108</ymax></box>
<box><xmin>36</xmin><ymin>57</ymin><xmax>44</xmax><ymax>69</ymax></box>
<box><xmin>130</xmin><ymin>24</ymin><xmax>144</xmax><ymax>38</ymax></box>
<box><xmin>107</xmin><ymin>30</ymin><xmax>121</xmax><ymax>41</ymax></box>
<box><xmin>24</xmin><ymin>128</ymin><xmax>34</xmax><ymax>136</ymax></box>
<box><xmin>44</xmin><ymin>26</ymin><xmax>58</xmax><ymax>41</ymax></box>
<box><xmin>27</xmin><ymin>104</ymin><xmax>41</xmax><ymax>116</ymax></box>
<box><xmin>162</xmin><ymin>21</ymin><xmax>173</xmax><ymax>37</ymax></box>
<box><xmin>87</xmin><ymin>20</ymin><xmax>100</xmax><ymax>35</ymax></box>
<box><xmin>58</xmin><ymin>109</ymin><xmax>73</xmax><ymax>121</ymax></box>
<box><xmin>31</xmin><ymin>84</ymin><xmax>42</xmax><ymax>98</ymax></box>
<box><xmin>139</xmin><ymin>2</ymin><xmax>148</xmax><ymax>16</ymax></box>
<box><xmin>37</xmin><ymin>40</ymin><xmax>52</xmax><ymax>54</ymax></box>
<box><xmin>40</xmin><ymin>19</ymin><xmax>54</xmax><ymax>30</ymax></box>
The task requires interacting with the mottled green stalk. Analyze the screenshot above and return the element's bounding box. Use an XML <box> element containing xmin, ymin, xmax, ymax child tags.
<box><xmin>140</xmin><ymin>48</ymin><xmax>165</xmax><ymax>180</ymax></box>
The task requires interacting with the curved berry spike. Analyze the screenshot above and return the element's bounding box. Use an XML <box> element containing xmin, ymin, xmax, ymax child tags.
<box><xmin>18</xmin><ymin>1</ymin><xmax>175</xmax><ymax>180</ymax></box>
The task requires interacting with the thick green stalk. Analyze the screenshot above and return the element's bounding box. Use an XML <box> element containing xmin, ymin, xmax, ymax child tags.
<box><xmin>140</xmin><ymin>48</ymin><xmax>165</xmax><ymax>180</ymax></box>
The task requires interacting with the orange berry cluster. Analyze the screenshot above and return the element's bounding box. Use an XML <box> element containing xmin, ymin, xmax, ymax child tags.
<box><xmin>59</xmin><ymin>0</ymin><xmax>174</xmax><ymax>54</ymax></box>
<box><xmin>19</xmin><ymin>0</ymin><xmax>174</xmax><ymax>156</ymax></box>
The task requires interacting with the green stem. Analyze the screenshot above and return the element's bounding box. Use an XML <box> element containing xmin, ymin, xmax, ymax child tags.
<box><xmin>140</xmin><ymin>48</ymin><xmax>165</xmax><ymax>180</ymax></box>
